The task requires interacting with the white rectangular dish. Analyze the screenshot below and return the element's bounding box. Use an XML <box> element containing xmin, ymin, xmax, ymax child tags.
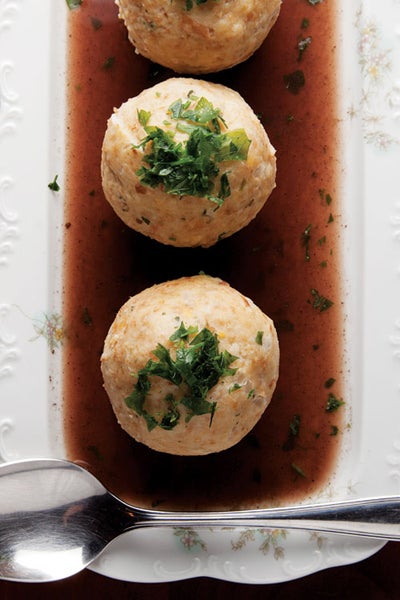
<box><xmin>0</xmin><ymin>0</ymin><xmax>399</xmax><ymax>583</ymax></box>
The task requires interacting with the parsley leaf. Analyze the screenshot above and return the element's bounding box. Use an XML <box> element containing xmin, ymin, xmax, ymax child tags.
<box><xmin>310</xmin><ymin>288</ymin><xmax>334</xmax><ymax>312</ymax></box>
<box><xmin>134</xmin><ymin>96</ymin><xmax>251</xmax><ymax>206</ymax></box>
<box><xmin>325</xmin><ymin>393</ymin><xmax>345</xmax><ymax>412</ymax></box>
<box><xmin>291</xmin><ymin>463</ymin><xmax>306</xmax><ymax>478</ymax></box>
<box><xmin>48</xmin><ymin>175</ymin><xmax>60</xmax><ymax>192</ymax></box>
<box><xmin>297</xmin><ymin>36</ymin><xmax>312</xmax><ymax>61</ymax></box>
<box><xmin>282</xmin><ymin>414</ymin><xmax>301</xmax><ymax>451</ymax></box>
<box><xmin>283</xmin><ymin>70</ymin><xmax>305</xmax><ymax>94</ymax></box>
<box><xmin>255</xmin><ymin>331</ymin><xmax>264</xmax><ymax>345</ymax></box>
<box><xmin>186</xmin><ymin>0</ymin><xmax>209</xmax><ymax>10</ymax></box>
<box><xmin>65</xmin><ymin>0</ymin><xmax>82</xmax><ymax>9</ymax></box>
<box><xmin>125</xmin><ymin>323</ymin><xmax>239</xmax><ymax>431</ymax></box>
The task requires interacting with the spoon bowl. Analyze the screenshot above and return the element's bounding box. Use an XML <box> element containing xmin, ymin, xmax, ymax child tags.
<box><xmin>1</xmin><ymin>458</ymin><xmax>399</xmax><ymax>582</ymax></box>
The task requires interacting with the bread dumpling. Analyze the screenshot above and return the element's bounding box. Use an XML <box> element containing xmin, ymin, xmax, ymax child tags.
<box><xmin>101</xmin><ymin>275</ymin><xmax>280</xmax><ymax>455</ymax></box>
<box><xmin>101</xmin><ymin>77</ymin><xmax>276</xmax><ymax>247</ymax></box>
<box><xmin>116</xmin><ymin>0</ymin><xmax>282</xmax><ymax>74</ymax></box>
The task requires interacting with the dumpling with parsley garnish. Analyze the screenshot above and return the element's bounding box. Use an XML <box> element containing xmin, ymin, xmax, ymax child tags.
<box><xmin>101</xmin><ymin>275</ymin><xmax>279</xmax><ymax>456</ymax></box>
<box><xmin>101</xmin><ymin>77</ymin><xmax>276</xmax><ymax>248</ymax></box>
<box><xmin>116</xmin><ymin>0</ymin><xmax>281</xmax><ymax>74</ymax></box>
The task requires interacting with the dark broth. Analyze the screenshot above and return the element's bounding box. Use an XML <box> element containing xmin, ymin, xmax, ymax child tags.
<box><xmin>63</xmin><ymin>0</ymin><xmax>344</xmax><ymax>510</ymax></box>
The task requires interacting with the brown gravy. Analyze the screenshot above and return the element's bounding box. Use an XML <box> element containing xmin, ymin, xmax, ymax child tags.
<box><xmin>63</xmin><ymin>0</ymin><xmax>345</xmax><ymax>510</ymax></box>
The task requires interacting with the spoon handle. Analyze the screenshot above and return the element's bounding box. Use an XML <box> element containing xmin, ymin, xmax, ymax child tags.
<box><xmin>129</xmin><ymin>496</ymin><xmax>400</xmax><ymax>540</ymax></box>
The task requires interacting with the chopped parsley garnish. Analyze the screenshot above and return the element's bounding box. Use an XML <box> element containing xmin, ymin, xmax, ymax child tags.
<box><xmin>66</xmin><ymin>0</ymin><xmax>82</xmax><ymax>8</ymax></box>
<box><xmin>134</xmin><ymin>96</ymin><xmax>251</xmax><ymax>207</ymax></box>
<box><xmin>102</xmin><ymin>56</ymin><xmax>115</xmax><ymax>70</ymax></box>
<box><xmin>282</xmin><ymin>414</ymin><xmax>301</xmax><ymax>451</ymax></box>
<box><xmin>125</xmin><ymin>323</ymin><xmax>239</xmax><ymax>431</ymax></box>
<box><xmin>291</xmin><ymin>463</ymin><xmax>306</xmax><ymax>478</ymax></box>
<box><xmin>186</xmin><ymin>0</ymin><xmax>209</xmax><ymax>9</ymax></box>
<box><xmin>90</xmin><ymin>16</ymin><xmax>102</xmax><ymax>30</ymax></box>
<box><xmin>330</xmin><ymin>425</ymin><xmax>339</xmax><ymax>436</ymax></box>
<box><xmin>308</xmin><ymin>0</ymin><xmax>324</xmax><ymax>5</ymax></box>
<box><xmin>301</xmin><ymin>18</ymin><xmax>310</xmax><ymax>29</ymax></box>
<box><xmin>255</xmin><ymin>331</ymin><xmax>264</xmax><ymax>345</ymax></box>
<box><xmin>324</xmin><ymin>377</ymin><xmax>336</xmax><ymax>389</ymax></box>
<box><xmin>325</xmin><ymin>393</ymin><xmax>345</xmax><ymax>412</ymax></box>
<box><xmin>228</xmin><ymin>383</ymin><xmax>242</xmax><ymax>393</ymax></box>
<box><xmin>82</xmin><ymin>307</ymin><xmax>92</xmax><ymax>326</ymax></box>
<box><xmin>319</xmin><ymin>189</ymin><xmax>333</xmax><ymax>205</ymax></box>
<box><xmin>297</xmin><ymin>36</ymin><xmax>312</xmax><ymax>61</ymax></box>
<box><xmin>87</xmin><ymin>445</ymin><xmax>103</xmax><ymax>460</ymax></box>
<box><xmin>48</xmin><ymin>175</ymin><xmax>60</xmax><ymax>192</ymax></box>
<box><xmin>310</xmin><ymin>288</ymin><xmax>334</xmax><ymax>312</ymax></box>
<box><xmin>283</xmin><ymin>70</ymin><xmax>305</xmax><ymax>94</ymax></box>
<box><xmin>276</xmin><ymin>319</ymin><xmax>295</xmax><ymax>333</ymax></box>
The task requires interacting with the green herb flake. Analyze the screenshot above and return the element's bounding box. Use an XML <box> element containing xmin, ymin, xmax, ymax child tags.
<box><xmin>310</xmin><ymin>288</ymin><xmax>334</xmax><ymax>312</ymax></box>
<box><xmin>282</xmin><ymin>414</ymin><xmax>301</xmax><ymax>451</ymax></box>
<box><xmin>325</xmin><ymin>393</ymin><xmax>345</xmax><ymax>413</ymax></box>
<box><xmin>90</xmin><ymin>16</ymin><xmax>102</xmax><ymax>30</ymax></box>
<box><xmin>297</xmin><ymin>36</ymin><xmax>312</xmax><ymax>61</ymax></box>
<box><xmin>169</xmin><ymin>321</ymin><xmax>198</xmax><ymax>342</ymax></box>
<box><xmin>324</xmin><ymin>377</ymin><xmax>336</xmax><ymax>389</ymax></box>
<box><xmin>308</xmin><ymin>0</ymin><xmax>324</xmax><ymax>5</ymax></box>
<box><xmin>82</xmin><ymin>307</ymin><xmax>93</xmax><ymax>326</ymax></box>
<box><xmin>66</xmin><ymin>0</ymin><xmax>82</xmax><ymax>9</ymax></box>
<box><xmin>138</xmin><ymin>109</ymin><xmax>151</xmax><ymax>127</ymax></box>
<box><xmin>327</xmin><ymin>213</ymin><xmax>334</xmax><ymax>224</ymax></box>
<box><xmin>330</xmin><ymin>425</ymin><xmax>339</xmax><ymax>436</ymax></box>
<box><xmin>48</xmin><ymin>175</ymin><xmax>60</xmax><ymax>192</ymax></box>
<box><xmin>144</xmin><ymin>20</ymin><xmax>156</xmax><ymax>30</ymax></box>
<box><xmin>125</xmin><ymin>323</ymin><xmax>238</xmax><ymax>431</ymax></box>
<box><xmin>228</xmin><ymin>383</ymin><xmax>242</xmax><ymax>393</ymax></box>
<box><xmin>318</xmin><ymin>235</ymin><xmax>327</xmax><ymax>246</ymax></box>
<box><xmin>283</xmin><ymin>70</ymin><xmax>305</xmax><ymax>94</ymax></box>
<box><xmin>134</xmin><ymin>96</ymin><xmax>251</xmax><ymax>207</ymax></box>
<box><xmin>291</xmin><ymin>463</ymin><xmax>306</xmax><ymax>478</ymax></box>
<box><xmin>276</xmin><ymin>319</ymin><xmax>295</xmax><ymax>333</ymax></box>
<box><xmin>186</xmin><ymin>0</ymin><xmax>209</xmax><ymax>10</ymax></box>
<box><xmin>102</xmin><ymin>56</ymin><xmax>115</xmax><ymax>70</ymax></box>
<box><xmin>248</xmin><ymin>389</ymin><xmax>256</xmax><ymax>399</ymax></box>
<box><xmin>301</xmin><ymin>18</ymin><xmax>310</xmax><ymax>29</ymax></box>
<box><xmin>319</xmin><ymin>189</ymin><xmax>333</xmax><ymax>206</ymax></box>
<box><xmin>87</xmin><ymin>445</ymin><xmax>103</xmax><ymax>460</ymax></box>
<box><xmin>255</xmin><ymin>331</ymin><xmax>264</xmax><ymax>345</ymax></box>
<box><xmin>301</xmin><ymin>224</ymin><xmax>312</xmax><ymax>262</ymax></box>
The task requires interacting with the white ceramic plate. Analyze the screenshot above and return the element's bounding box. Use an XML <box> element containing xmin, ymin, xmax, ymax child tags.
<box><xmin>1</xmin><ymin>0</ymin><xmax>400</xmax><ymax>584</ymax></box>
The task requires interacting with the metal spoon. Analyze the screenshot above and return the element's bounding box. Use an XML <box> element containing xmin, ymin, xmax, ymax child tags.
<box><xmin>0</xmin><ymin>458</ymin><xmax>399</xmax><ymax>582</ymax></box>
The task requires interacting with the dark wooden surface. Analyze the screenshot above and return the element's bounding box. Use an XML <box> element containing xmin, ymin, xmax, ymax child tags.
<box><xmin>0</xmin><ymin>541</ymin><xmax>398</xmax><ymax>599</ymax></box>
